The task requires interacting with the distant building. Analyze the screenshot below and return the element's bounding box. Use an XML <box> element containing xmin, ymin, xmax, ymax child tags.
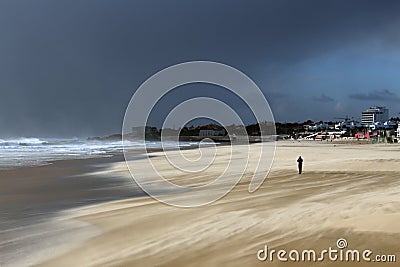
<box><xmin>384</xmin><ymin>121</ymin><xmax>397</xmax><ymax>129</ymax></box>
<box><xmin>397</xmin><ymin>123</ymin><xmax>400</xmax><ymax>138</ymax></box>
<box><xmin>355</xmin><ymin>130</ymin><xmax>370</xmax><ymax>139</ymax></box>
<box><xmin>199</xmin><ymin>128</ymin><xmax>225</xmax><ymax>137</ymax></box>
<box><xmin>198</xmin><ymin>124</ymin><xmax>226</xmax><ymax>137</ymax></box>
<box><xmin>199</xmin><ymin>129</ymin><xmax>225</xmax><ymax>137</ymax></box>
<box><xmin>361</xmin><ymin>106</ymin><xmax>389</xmax><ymax>126</ymax></box>
<box><xmin>335</xmin><ymin>120</ymin><xmax>361</xmax><ymax>130</ymax></box>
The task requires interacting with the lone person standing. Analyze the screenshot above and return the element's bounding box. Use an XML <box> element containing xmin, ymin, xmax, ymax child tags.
<box><xmin>297</xmin><ymin>156</ymin><xmax>303</xmax><ymax>174</ymax></box>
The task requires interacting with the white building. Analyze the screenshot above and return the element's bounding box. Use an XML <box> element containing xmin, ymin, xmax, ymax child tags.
<box><xmin>335</xmin><ymin>120</ymin><xmax>361</xmax><ymax>130</ymax></box>
<box><xmin>397</xmin><ymin>123</ymin><xmax>400</xmax><ymax>138</ymax></box>
<box><xmin>361</xmin><ymin>106</ymin><xmax>389</xmax><ymax>126</ymax></box>
<box><xmin>384</xmin><ymin>121</ymin><xmax>397</xmax><ymax>129</ymax></box>
<box><xmin>199</xmin><ymin>129</ymin><xmax>225</xmax><ymax>137</ymax></box>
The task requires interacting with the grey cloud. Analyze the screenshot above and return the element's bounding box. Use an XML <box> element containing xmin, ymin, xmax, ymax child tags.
<box><xmin>312</xmin><ymin>94</ymin><xmax>334</xmax><ymax>103</ymax></box>
<box><xmin>1</xmin><ymin>0</ymin><xmax>400</xmax><ymax>136</ymax></box>
<box><xmin>349</xmin><ymin>89</ymin><xmax>400</xmax><ymax>101</ymax></box>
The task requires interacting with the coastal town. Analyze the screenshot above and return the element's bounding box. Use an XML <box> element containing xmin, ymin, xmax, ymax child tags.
<box><xmin>129</xmin><ymin>106</ymin><xmax>400</xmax><ymax>143</ymax></box>
<box><xmin>278</xmin><ymin>106</ymin><xmax>400</xmax><ymax>143</ymax></box>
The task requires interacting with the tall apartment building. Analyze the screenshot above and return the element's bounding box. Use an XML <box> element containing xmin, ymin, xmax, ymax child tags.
<box><xmin>361</xmin><ymin>106</ymin><xmax>389</xmax><ymax>125</ymax></box>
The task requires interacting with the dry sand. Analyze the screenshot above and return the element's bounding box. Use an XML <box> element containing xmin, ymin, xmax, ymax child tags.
<box><xmin>22</xmin><ymin>142</ymin><xmax>400</xmax><ymax>266</ymax></box>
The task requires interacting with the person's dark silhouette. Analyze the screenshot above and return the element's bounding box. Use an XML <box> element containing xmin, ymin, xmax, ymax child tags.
<box><xmin>297</xmin><ymin>156</ymin><xmax>303</xmax><ymax>174</ymax></box>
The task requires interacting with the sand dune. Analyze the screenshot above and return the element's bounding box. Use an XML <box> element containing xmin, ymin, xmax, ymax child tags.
<box><xmin>38</xmin><ymin>142</ymin><xmax>400</xmax><ymax>266</ymax></box>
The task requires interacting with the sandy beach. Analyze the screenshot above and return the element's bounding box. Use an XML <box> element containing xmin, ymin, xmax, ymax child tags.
<box><xmin>2</xmin><ymin>141</ymin><xmax>400</xmax><ymax>266</ymax></box>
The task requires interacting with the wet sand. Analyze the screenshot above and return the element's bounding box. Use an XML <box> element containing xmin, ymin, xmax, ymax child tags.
<box><xmin>0</xmin><ymin>154</ymin><xmax>145</xmax><ymax>266</ymax></box>
<box><xmin>0</xmin><ymin>154</ymin><xmax>142</xmax><ymax>229</ymax></box>
<box><xmin>3</xmin><ymin>142</ymin><xmax>400</xmax><ymax>266</ymax></box>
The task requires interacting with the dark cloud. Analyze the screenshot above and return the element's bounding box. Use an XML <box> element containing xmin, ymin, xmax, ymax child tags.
<box><xmin>266</xmin><ymin>90</ymin><xmax>288</xmax><ymax>100</ymax></box>
<box><xmin>312</xmin><ymin>94</ymin><xmax>334</xmax><ymax>103</ymax></box>
<box><xmin>1</xmin><ymin>0</ymin><xmax>400</xmax><ymax>136</ymax></box>
<box><xmin>349</xmin><ymin>89</ymin><xmax>400</xmax><ymax>101</ymax></box>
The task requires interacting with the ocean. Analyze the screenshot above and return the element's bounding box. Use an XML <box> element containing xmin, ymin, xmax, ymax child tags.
<box><xmin>0</xmin><ymin>137</ymin><xmax>198</xmax><ymax>169</ymax></box>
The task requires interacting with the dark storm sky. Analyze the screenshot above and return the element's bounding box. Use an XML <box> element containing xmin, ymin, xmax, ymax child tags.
<box><xmin>1</xmin><ymin>0</ymin><xmax>400</xmax><ymax>137</ymax></box>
